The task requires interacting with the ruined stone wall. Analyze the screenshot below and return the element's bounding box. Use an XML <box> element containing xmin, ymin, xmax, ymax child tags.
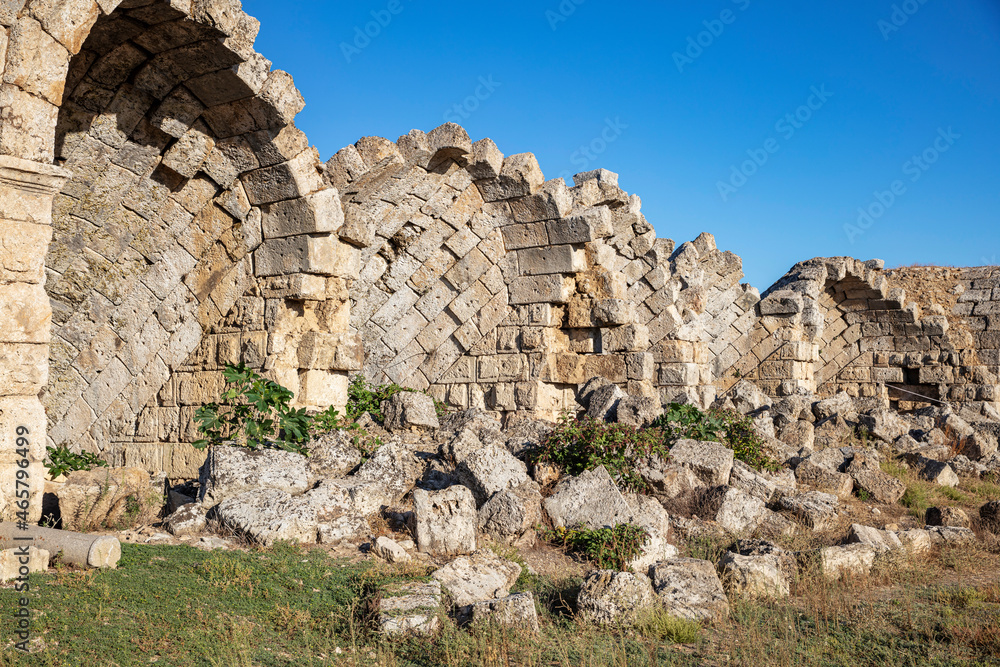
<box><xmin>329</xmin><ymin>124</ymin><xmax>751</xmax><ymax>419</ymax></box>
<box><xmin>713</xmin><ymin>259</ymin><xmax>999</xmax><ymax>421</ymax></box>
<box><xmin>4</xmin><ymin>0</ymin><xmax>361</xmax><ymax>481</ymax></box>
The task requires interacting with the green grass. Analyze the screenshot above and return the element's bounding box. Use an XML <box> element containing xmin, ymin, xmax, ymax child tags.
<box><xmin>1</xmin><ymin>542</ymin><xmax>998</xmax><ymax>666</ymax></box>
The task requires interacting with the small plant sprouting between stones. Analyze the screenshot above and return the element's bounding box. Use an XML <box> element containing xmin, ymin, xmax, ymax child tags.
<box><xmin>193</xmin><ymin>364</ymin><xmax>314</xmax><ymax>456</ymax></box>
<box><xmin>539</xmin><ymin>523</ymin><xmax>650</xmax><ymax>572</ymax></box>
<box><xmin>530</xmin><ymin>403</ymin><xmax>776</xmax><ymax>494</ymax></box>
<box><xmin>44</xmin><ymin>444</ymin><xmax>109</xmax><ymax>479</ymax></box>
<box><xmin>530</xmin><ymin>416</ymin><xmax>670</xmax><ymax>492</ymax></box>
<box><xmin>345</xmin><ymin>374</ymin><xmax>408</xmax><ymax>424</ymax></box>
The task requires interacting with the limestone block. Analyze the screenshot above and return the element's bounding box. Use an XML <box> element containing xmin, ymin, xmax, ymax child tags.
<box><xmin>213</xmin><ymin>488</ymin><xmax>318</xmax><ymax>546</ymax></box>
<box><xmin>925</xmin><ymin>507</ymin><xmax>970</xmax><ymax>528</ymax></box>
<box><xmin>427</xmin><ymin>122</ymin><xmax>473</xmax><ymax>163</ymax></box>
<box><xmin>297</xmin><ymin>370</ymin><xmax>348</xmax><ymax>409</ymax></box>
<box><xmin>262</xmin><ymin>189</ymin><xmax>343</xmax><ymax>239</ymax></box>
<box><xmin>543</xmin><ymin>466</ymin><xmax>632</xmax><ymax>530</ymax></box>
<box><xmin>602</xmin><ymin>324</ymin><xmax>649</xmax><ymax>353</ymax></box>
<box><xmin>704</xmin><ymin>485</ymin><xmax>768</xmax><ymax>534</ymax></box>
<box><xmin>468</xmin><ymin>138</ymin><xmax>504</xmax><ymax>180</ymax></box>
<box><xmin>919</xmin><ymin>459</ymin><xmax>959</xmax><ymax>487</ymax></box>
<box><xmin>296</xmin><ymin>332</ymin><xmax>364</xmax><ymax>371</ymax></box>
<box><xmin>516</xmin><ymin>245</ymin><xmax>586</xmax><ymax>276</ymax></box>
<box><xmin>478</xmin><ymin>482</ymin><xmax>542</xmax><ymax>544</ymax></box>
<box><xmin>0</xmin><ymin>342</ymin><xmax>47</xmax><ymax>396</ymax></box>
<box><xmin>382</xmin><ymin>392</ymin><xmax>439</xmax><ymax>430</ymax></box>
<box><xmin>719</xmin><ymin>552</ymin><xmax>790</xmax><ymax>599</ymax></box>
<box><xmin>198</xmin><ymin>446</ymin><xmax>309</xmax><ymax>509</ymax></box>
<box><xmin>165</xmin><ymin>502</ymin><xmax>208</xmax><ymax>537</ymax></box>
<box><xmin>759</xmin><ymin>290</ymin><xmax>803</xmax><ymax>315</ymax></box>
<box><xmin>54</xmin><ymin>467</ymin><xmax>157</xmax><ymax>532</ymax></box>
<box><xmin>668</xmin><ymin>440</ymin><xmax>734</xmax><ymax>487</ymax></box>
<box><xmin>457</xmin><ymin>444</ymin><xmax>528</xmax><ymax>506</ymax></box>
<box><xmin>594</xmin><ymin>299</ymin><xmax>635</xmax><ymax>325</ymax></box>
<box><xmin>162</xmin><ymin>122</ymin><xmax>215</xmax><ymax>178</ymax></box>
<box><xmin>0</xmin><ymin>84</ymin><xmax>59</xmax><ymax>162</ymax></box>
<box><xmin>577</xmin><ymin>570</ymin><xmax>656</xmax><ymax>626</ymax></box>
<box><xmin>0</xmin><ymin>282</ymin><xmax>51</xmax><ymax>343</ymax></box>
<box><xmin>0</xmin><ymin>546</ymin><xmax>49</xmax><ymax>582</ymax></box>
<box><xmin>477</xmin><ymin>153</ymin><xmax>544</xmax><ymax>201</ymax></box>
<box><xmin>469</xmin><ymin>592</ymin><xmax>539</xmax><ymax>632</ymax></box>
<box><xmin>373</xmin><ymin>536</ymin><xmax>411</xmax><ymax>564</ymax></box>
<box><xmin>779</xmin><ymin>491</ymin><xmax>840</xmax><ymax>532</ymax></box>
<box><xmin>794</xmin><ymin>459</ymin><xmax>853</xmax><ymax>501</ymax></box>
<box><xmin>4</xmin><ymin>16</ymin><xmax>69</xmax><ymax>105</ymax></box>
<box><xmin>625</xmin><ymin>352</ymin><xmax>655</xmax><ymax>381</ymax></box>
<box><xmin>846</xmin><ymin>457</ymin><xmax>905</xmax><ymax>504</ymax></box>
<box><xmin>586</xmin><ymin>383</ymin><xmax>626</xmax><ymax>422</ymax></box>
<box><xmin>509</xmin><ymin>179</ymin><xmax>572</xmax><ymax>223</ymax></box>
<box><xmin>413</xmin><ymin>486</ymin><xmax>477</xmax><ymax>560</ymax></box>
<box><xmin>241</xmin><ymin>149</ymin><xmax>323</xmax><ymax>205</ymax></box>
<box><xmin>546</xmin><ymin>208</ymin><xmax>613</xmax><ymax>245</ymax></box>
<box><xmin>0</xmin><ymin>219</ymin><xmax>51</xmax><ymax>284</ymax></box>
<box><xmin>510</xmin><ymin>275</ymin><xmax>576</xmax><ymax>305</ymax></box>
<box><xmin>658</xmin><ymin>363</ymin><xmax>700</xmax><ymax>387</ymax></box>
<box><xmin>616</xmin><ymin>395</ymin><xmax>662</xmax><ymax>429</ymax></box>
<box><xmin>819</xmin><ymin>544</ymin><xmax>875</xmax><ymax>579</ymax></box>
<box><xmin>431</xmin><ymin>549</ymin><xmax>521</xmax><ymax>608</ymax></box>
<box><xmin>253</xmin><ymin>235</ymin><xmax>337</xmax><ymax>277</ymax></box>
<box><xmin>650</xmin><ymin>558</ymin><xmax>730</xmax><ymax>622</ymax></box>
<box><xmin>379</xmin><ymin>581</ymin><xmax>442</xmax><ymax>636</ymax></box>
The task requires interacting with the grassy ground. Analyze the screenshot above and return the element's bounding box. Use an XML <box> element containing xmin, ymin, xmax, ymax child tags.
<box><xmin>0</xmin><ymin>536</ymin><xmax>998</xmax><ymax>667</ymax></box>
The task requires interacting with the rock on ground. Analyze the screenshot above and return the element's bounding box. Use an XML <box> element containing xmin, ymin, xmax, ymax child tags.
<box><xmin>926</xmin><ymin>507</ymin><xmax>970</xmax><ymax>528</ymax></box>
<box><xmin>623</xmin><ymin>493</ymin><xmax>678</xmax><ymax>572</ymax></box>
<box><xmin>353</xmin><ymin>443</ymin><xmax>424</xmax><ymax>504</ymax></box>
<box><xmin>54</xmin><ymin>467</ymin><xmax>157</xmax><ymax>531</ymax></box>
<box><xmin>779</xmin><ymin>491</ymin><xmax>840</xmax><ymax>532</ymax></box>
<box><xmin>478</xmin><ymin>482</ymin><xmax>542</xmax><ymax>544</ymax></box>
<box><xmin>165</xmin><ymin>502</ymin><xmax>208</xmax><ymax>536</ymax></box>
<box><xmin>668</xmin><ymin>439</ymin><xmax>734</xmax><ymax>487</ymax></box>
<box><xmin>0</xmin><ymin>547</ymin><xmax>49</xmax><ymax>582</ymax></box>
<box><xmin>794</xmin><ymin>459</ymin><xmax>853</xmax><ymax>500</ymax></box>
<box><xmin>703</xmin><ymin>485</ymin><xmax>767</xmax><ymax>535</ymax></box>
<box><xmin>718</xmin><ymin>551</ymin><xmax>790</xmax><ymax>599</ymax></box>
<box><xmin>819</xmin><ymin>544</ymin><xmax>875</xmax><ymax>579</ymax></box>
<box><xmin>431</xmin><ymin>550</ymin><xmax>522</xmax><ymax>609</ymax></box>
<box><xmin>469</xmin><ymin>592</ymin><xmax>540</xmax><ymax>632</ymax></box>
<box><xmin>212</xmin><ymin>488</ymin><xmax>318</xmax><ymax>546</ymax></box>
<box><xmin>542</xmin><ymin>466</ymin><xmax>632</xmax><ymax>530</ymax></box>
<box><xmin>307</xmin><ymin>430</ymin><xmax>363</xmax><ymax>482</ymax></box>
<box><xmin>456</xmin><ymin>444</ymin><xmax>529</xmax><ymax>506</ymax></box>
<box><xmin>383</xmin><ymin>392</ymin><xmax>440</xmax><ymax>431</ymax></box>
<box><xmin>374</xmin><ymin>536</ymin><xmax>411</xmax><ymax>563</ymax></box>
<box><xmin>199</xmin><ymin>446</ymin><xmax>308</xmax><ymax>509</ymax></box>
<box><xmin>412</xmin><ymin>485</ymin><xmax>477</xmax><ymax>557</ymax></box>
<box><xmin>379</xmin><ymin>581</ymin><xmax>442</xmax><ymax>636</ymax></box>
<box><xmin>650</xmin><ymin>558</ymin><xmax>730</xmax><ymax>622</ymax></box>
<box><xmin>576</xmin><ymin>570</ymin><xmax>656</xmax><ymax>626</ymax></box>
<box><xmin>846</xmin><ymin>455</ymin><xmax>905</xmax><ymax>504</ymax></box>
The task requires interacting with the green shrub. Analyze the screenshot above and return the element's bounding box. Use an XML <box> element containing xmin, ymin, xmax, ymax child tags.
<box><xmin>652</xmin><ymin>403</ymin><xmax>777</xmax><ymax>472</ymax></box>
<box><xmin>44</xmin><ymin>445</ymin><xmax>108</xmax><ymax>478</ymax></box>
<box><xmin>529</xmin><ymin>416</ymin><xmax>670</xmax><ymax>492</ymax></box>
<box><xmin>540</xmin><ymin>523</ymin><xmax>650</xmax><ymax>571</ymax></box>
<box><xmin>193</xmin><ymin>364</ymin><xmax>313</xmax><ymax>455</ymax></box>
<box><xmin>345</xmin><ymin>375</ymin><xmax>409</xmax><ymax>424</ymax></box>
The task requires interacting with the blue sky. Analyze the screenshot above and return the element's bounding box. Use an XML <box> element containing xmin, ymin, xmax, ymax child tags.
<box><xmin>242</xmin><ymin>0</ymin><xmax>1000</xmax><ymax>290</ymax></box>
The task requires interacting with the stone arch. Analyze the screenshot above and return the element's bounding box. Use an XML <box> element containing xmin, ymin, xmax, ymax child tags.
<box><xmin>0</xmin><ymin>0</ymin><xmax>347</xmax><ymax>519</ymax></box>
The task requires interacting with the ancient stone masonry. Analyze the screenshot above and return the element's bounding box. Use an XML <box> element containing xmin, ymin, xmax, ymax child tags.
<box><xmin>332</xmin><ymin>125</ymin><xmax>748</xmax><ymax>418</ymax></box>
<box><xmin>0</xmin><ymin>0</ymin><xmax>997</xmax><ymax>510</ymax></box>
<box><xmin>34</xmin><ymin>0</ymin><xmax>362</xmax><ymax>480</ymax></box>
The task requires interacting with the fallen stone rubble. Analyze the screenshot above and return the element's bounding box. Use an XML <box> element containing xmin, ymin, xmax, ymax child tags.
<box><xmin>43</xmin><ymin>384</ymin><xmax>1000</xmax><ymax>630</ymax></box>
